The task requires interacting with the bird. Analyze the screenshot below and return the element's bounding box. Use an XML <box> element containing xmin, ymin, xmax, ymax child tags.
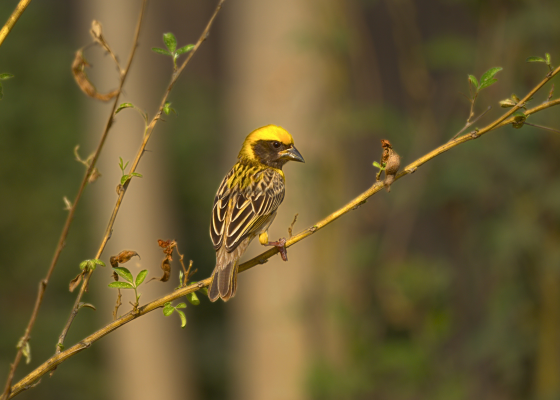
<box><xmin>208</xmin><ymin>125</ymin><xmax>305</xmax><ymax>302</ymax></box>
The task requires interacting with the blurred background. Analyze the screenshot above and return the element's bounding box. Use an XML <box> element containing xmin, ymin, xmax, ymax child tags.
<box><xmin>1</xmin><ymin>0</ymin><xmax>560</xmax><ymax>399</ymax></box>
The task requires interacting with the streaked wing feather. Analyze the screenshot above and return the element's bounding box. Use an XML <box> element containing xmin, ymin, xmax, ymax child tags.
<box><xmin>224</xmin><ymin>169</ymin><xmax>285</xmax><ymax>251</ymax></box>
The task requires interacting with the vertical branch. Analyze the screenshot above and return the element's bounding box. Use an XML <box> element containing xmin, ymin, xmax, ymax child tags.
<box><xmin>0</xmin><ymin>1</ymin><xmax>147</xmax><ymax>399</ymax></box>
<box><xmin>0</xmin><ymin>0</ymin><xmax>31</xmax><ymax>48</ymax></box>
<box><xmin>54</xmin><ymin>0</ymin><xmax>226</xmax><ymax>355</ymax></box>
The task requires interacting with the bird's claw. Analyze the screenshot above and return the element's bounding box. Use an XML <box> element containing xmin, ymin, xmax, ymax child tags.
<box><xmin>267</xmin><ymin>238</ymin><xmax>288</xmax><ymax>261</ymax></box>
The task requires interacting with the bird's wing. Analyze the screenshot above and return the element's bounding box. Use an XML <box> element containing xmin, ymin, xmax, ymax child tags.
<box><xmin>223</xmin><ymin>168</ymin><xmax>285</xmax><ymax>252</ymax></box>
<box><xmin>210</xmin><ymin>168</ymin><xmax>234</xmax><ymax>250</ymax></box>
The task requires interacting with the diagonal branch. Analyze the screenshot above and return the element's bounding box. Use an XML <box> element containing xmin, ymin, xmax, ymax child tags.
<box><xmin>7</xmin><ymin>63</ymin><xmax>560</xmax><ymax>399</ymax></box>
<box><xmin>0</xmin><ymin>0</ymin><xmax>31</xmax><ymax>48</ymax></box>
<box><xmin>53</xmin><ymin>0</ymin><xmax>227</xmax><ymax>357</ymax></box>
<box><xmin>0</xmin><ymin>1</ymin><xmax>147</xmax><ymax>398</ymax></box>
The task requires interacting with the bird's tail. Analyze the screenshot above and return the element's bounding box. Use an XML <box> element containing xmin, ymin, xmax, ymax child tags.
<box><xmin>208</xmin><ymin>259</ymin><xmax>239</xmax><ymax>302</ymax></box>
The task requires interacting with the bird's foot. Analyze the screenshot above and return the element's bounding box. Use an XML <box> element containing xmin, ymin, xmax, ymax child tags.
<box><xmin>267</xmin><ymin>238</ymin><xmax>288</xmax><ymax>261</ymax></box>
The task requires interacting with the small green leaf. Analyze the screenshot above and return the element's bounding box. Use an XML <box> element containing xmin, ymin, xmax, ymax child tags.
<box><xmin>135</xmin><ymin>270</ymin><xmax>148</xmax><ymax>287</ymax></box>
<box><xmin>372</xmin><ymin>161</ymin><xmax>385</xmax><ymax>170</ymax></box>
<box><xmin>478</xmin><ymin>78</ymin><xmax>497</xmax><ymax>91</ymax></box>
<box><xmin>121</xmin><ymin>175</ymin><xmax>130</xmax><ymax>185</ymax></box>
<box><xmin>199</xmin><ymin>286</ymin><xmax>209</xmax><ymax>296</ymax></box>
<box><xmin>131</xmin><ymin>172</ymin><xmax>143</xmax><ymax>178</ymax></box>
<box><xmin>163</xmin><ymin>102</ymin><xmax>176</xmax><ymax>115</ymax></box>
<box><xmin>93</xmin><ymin>259</ymin><xmax>106</xmax><ymax>267</ymax></box>
<box><xmin>468</xmin><ymin>74</ymin><xmax>479</xmax><ymax>90</ymax></box>
<box><xmin>499</xmin><ymin>99</ymin><xmax>516</xmax><ymax>108</ymax></box>
<box><xmin>163</xmin><ymin>302</ymin><xmax>175</xmax><ymax>316</ymax></box>
<box><xmin>480</xmin><ymin>67</ymin><xmax>503</xmax><ymax>83</ymax></box>
<box><xmin>176</xmin><ymin>44</ymin><xmax>194</xmax><ymax>55</ymax></box>
<box><xmin>512</xmin><ymin>111</ymin><xmax>527</xmax><ymax>129</ymax></box>
<box><xmin>116</xmin><ymin>103</ymin><xmax>134</xmax><ymax>114</ymax></box>
<box><xmin>175</xmin><ymin>302</ymin><xmax>187</xmax><ymax>309</ymax></box>
<box><xmin>79</xmin><ymin>260</ymin><xmax>90</xmax><ymax>270</ymax></box>
<box><xmin>186</xmin><ymin>292</ymin><xmax>200</xmax><ymax>306</ymax></box>
<box><xmin>546</xmin><ymin>53</ymin><xmax>551</xmax><ymax>65</ymax></box>
<box><xmin>108</xmin><ymin>281</ymin><xmax>134</xmax><ymax>289</ymax></box>
<box><xmin>0</xmin><ymin>73</ymin><xmax>14</xmax><ymax>80</ymax></box>
<box><xmin>511</xmin><ymin>94</ymin><xmax>520</xmax><ymax>103</ymax></box>
<box><xmin>21</xmin><ymin>342</ymin><xmax>31</xmax><ymax>364</ymax></box>
<box><xmin>176</xmin><ymin>309</ymin><xmax>187</xmax><ymax>328</ymax></box>
<box><xmin>526</xmin><ymin>56</ymin><xmax>546</xmax><ymax>63</ymax></box>
<box><xmin>163</xmin><ymin>32</ymin><xmax>177</xmax><ymax>53</ymax></box>
<box><xmin>152</xmin><ymin>47</ymin><xmax>171</xmax><ymax>56</ymax></box>
<box><xmin>113</xmin><ymin>267</ymin><xmax>133</xmax><ymax>283</ymax></box>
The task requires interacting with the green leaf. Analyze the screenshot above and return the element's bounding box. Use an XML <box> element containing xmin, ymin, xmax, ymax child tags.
<box><xmin>108</xmin><ymin>281</ymin><xmax>134</xmax><ymax>289</ymax></box>
<box><xmin>176</xmin><ymin>309</ymin><xmax>187</xmax><ymax>328</ymax></box>
<box><xmin>0</xmin><ymin>73</ymin><xmax>14</xmax><ymax>80</ymax></box>
<box><xmin>526</xmin><ymin>56</ymin><xmax>546</xmax><ymax>63</ymax></box>
<box><xmin>499</xmin><ymin>99</ymin><xmax>516</xmax><ymax>108</ymax></box>
<box><xmin>116</xmin><ymin>103</ymin><xmax>134</xmax><ymax>114</ymax></box>
<box><xmin>478</xmin><ymin>78</ymin><xmax>497</xmax><ymax>91</ymax></box>
<box><xmin>546</xmin><ymin>53</ymin><xmax>551</xmax><ymax>65</ymax></box>
<box><xmin>468</xmin><ymin>74</ymin><xmax>479</xmax><ymax>90</ymax></box>
<box><xmin>480</xmin><ymin>67</ymin><xmax>503</xmax><ymax>83</ymax></box>
<box><xmin>121</xmin><ymin>175</ymin><xmax>130</xmax><ymax>185</ymax></box>
<box><xmin>131</xmin><ymin>172</ymin><xmax>143</xmax><ymax>178</ymax></box>
<box><xmin>93</xmin><ymin>259</ymin><xmax>106</xmax><ymax>267</ymax></box>
<box><xmin>163</xmin><ymin>302</ymin><xmax>175</xmax><ymax>316</ymax></box>
<box><xmin>152</xmin><ymin>47</ymin><xmax>171</xmax><ymax>56</ymax></box>
<box><xmin>176</xmin><ymin>44</ymin><xmax>194</xmax><ymax>55</ymax></box>
<box><xmin>79</xmin><ymin>260</ymin><xmax>90</xmax><ymax>270</ymax></box>
<box><xmin>135</xmin><ymin>270</ymin><xmax>148</xmax><ymax>287</ymax></box>
<box><xmin>372</xmin><ymin>161</ymin><xmax>385</xmax><ymax>170</ymax></box>
<box><xmin>113</xmin><ymin>267</ymin><xmax>133</xmax><ymax>283</ymax></box>
<box><xmin>175</xmin><ymin>302</ymin><xmax>187</xmax><ymax>309</ymax></box>
<box><xmin>186</xmin><ymin>292</ymin><xmax>200</xmax><ymax>306</ymax></box>
<box><xmin>163</xmin><ymin>102</ymin><xmax>176</xmax><ymax>115</ymax></box>
<box><xmin>163</xmin><ymin>32</ymin><xmax>177</xmax><ymax>53</ymax></box>
<box><xmin>199</xmin><ymin>286</ymin><xmax>209</xmax><ymax>296</ymax></box>
<box><xmin>21</xmin><ymin>342</ymin><xmax>31</xmax><ymax>364</ymax></box>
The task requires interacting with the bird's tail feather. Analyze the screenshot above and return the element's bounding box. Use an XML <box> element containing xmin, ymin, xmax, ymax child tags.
<box><xmin>208</xmin><ymin>260</ymin><xmax>238</xmax><ymax>302</ymax></box>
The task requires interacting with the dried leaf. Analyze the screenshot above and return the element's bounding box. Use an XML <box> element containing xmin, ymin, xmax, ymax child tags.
<box><xmin>71</xmin><ymin>50</ymin><xmax>118</xmax><ymax>101</ymax></box>
<box><xmin>69</xmin><ymin>272</ymin><xmax>84</xmax><ymax>292</ymax></box>
<box><xmin>380</xmin><ymin>140</ymin><xmax>401</xmax><ymax>192</ymax></box>
<box><xmin>88</xmin><ymin>168</ymin><xmax>101</xmax><ymax>183</ymax></box>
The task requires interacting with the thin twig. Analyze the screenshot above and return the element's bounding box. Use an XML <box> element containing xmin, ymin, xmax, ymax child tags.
<box><xmin>0</xmin><ymin>0</ymin><xmax>31</xmax><ymax>48</ymax></box>
<box><xmin>0</xmin><ymin>1</ymin><xmax>147</xmax><ymax>396</ymax></box>
<box><xmin>7</xmin><ymin>64</ymin><xmax>560</xmax><ymax>399</ymax></box>
<box><xmin>52</xmin><ymin>0</ymin><xmax>147</xmax><ymax>359</ymax></box>
<box><xmin>449</xmin><ymin>105</ymin><xmax>492</xmax><ymax>142</ymax></box>
<box><xmin>524</xmin><ymin>122</ymin><xmax>560</xmax><ymax>134</ymax></box>
<box><xmin>53</xmin><ymin>0</ymin><xmax>226</xmax><ymax>356</ymax></box>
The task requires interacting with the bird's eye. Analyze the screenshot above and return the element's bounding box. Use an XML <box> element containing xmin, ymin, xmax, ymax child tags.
<box><xmin>272</xmin><ymin>141</ymin><xmax>281</xmax><ymax>149</ymax></box>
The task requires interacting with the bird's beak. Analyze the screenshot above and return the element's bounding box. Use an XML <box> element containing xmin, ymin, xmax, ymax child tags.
<box><xmin>279</xmin><ymin>146</ymin><xmax>305</xmax><ymax>163</ymax></box>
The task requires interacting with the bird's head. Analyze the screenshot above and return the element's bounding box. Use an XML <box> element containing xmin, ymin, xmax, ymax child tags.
<box><xmin>238</xmin><ymin>125</ymin><xmax>305</xmax><ymax>169</ymax></box>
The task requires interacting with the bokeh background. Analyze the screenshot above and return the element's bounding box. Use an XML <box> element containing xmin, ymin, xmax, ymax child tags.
<box><xmin>1</xmin><ymin>0</ymin><xmax>560</xmax><ymax>399</ymax></box>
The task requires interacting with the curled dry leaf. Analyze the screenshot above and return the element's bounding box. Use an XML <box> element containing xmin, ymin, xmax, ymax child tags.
<box><xmin>69</xmin><ymin>271</ymin><xmax>85</xmax><ymax>292</ymax></box>
<box><xmin>88</xmin><ymin>168</ymin><xmax>101</xmax><ymax>183</ymax></box>
<box><xmin>71</xmin><ymin>50</ymin><xmax>118</xmax><ymax>101</ymax></box>
<box><xmin>109</xmin><ymin>250</ymin><xmax>140</xmax><ymax>281</ymax></box>
<box><xmin>380</xmin><ymin>140</ymin><xmax>401</xmax><ymax>192</ymax></box>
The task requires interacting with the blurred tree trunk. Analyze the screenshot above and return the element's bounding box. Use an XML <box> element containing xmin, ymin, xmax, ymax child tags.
<box><xmin>221</xmin><ymin>0</ymin><xmax>339</xmax><ymax>399</ymax></box>
<box><xmin>79</xmin><ymin>1</ymin><xmax>194</xmax><ymax>399</ymax></box>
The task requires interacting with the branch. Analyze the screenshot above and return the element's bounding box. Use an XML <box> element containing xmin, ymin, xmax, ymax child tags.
<box><xmin>53</xmin><ymin>0</ymin><xmax>227</xmax><ymax>358</ymax></box>
<box><xmin>0</xmin><ymin>1</ymin><xmax>147</xmax><ymax>398</ymax></box>
<box><xmin>0</xmin><ymin>0</ymin><xmax>31</xmax><ymax>48</ymax></box>
<box><xmin>7</xmin><ymin>62</ymin><xmax>560</xmax><ymax>399</ymax></box>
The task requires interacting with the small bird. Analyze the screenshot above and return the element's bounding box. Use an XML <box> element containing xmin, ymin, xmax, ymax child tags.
<box><xmin>208</xmin><ymin>125</ymin><xmax>305</xmax><ymax>302</ymax></box>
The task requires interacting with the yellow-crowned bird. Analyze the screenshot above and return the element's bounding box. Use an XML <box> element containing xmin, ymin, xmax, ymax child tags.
<box><xmin>208</xmin><ymin>125</ymin><xmax>305</xmax><ymax>302</ymax></box>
